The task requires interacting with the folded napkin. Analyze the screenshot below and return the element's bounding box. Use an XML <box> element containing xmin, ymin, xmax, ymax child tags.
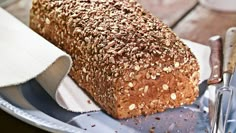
<box><xmin>0</xmin><ymin>8</ymin><xmax>211</xmax><ymax>113</ymax></box>
<box><xmin>0</xmin><ymin>8</ymin><xmax>100</xmax><ymax>112</ymax></box>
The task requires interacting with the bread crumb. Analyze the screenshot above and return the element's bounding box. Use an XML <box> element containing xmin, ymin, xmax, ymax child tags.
<box><xmin>149</xmin><ymin>127</ymin><xmax>155</xmax><ymax>133</ymax></box>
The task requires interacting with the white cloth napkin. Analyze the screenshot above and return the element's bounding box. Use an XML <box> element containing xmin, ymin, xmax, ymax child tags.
<box><xmin>0</xmin><ymin>7</ymin><xmax>211</xmax><ymax>113</ymax></box>
<box><xmin>0</xmin><ymin>7</ymin><xmax>70</xmax><ymax>96</ymax></box>
<box><xmin>0</xmin><ymin>8</ymin><xmax>100</xmax><ymax>112</ymax></box>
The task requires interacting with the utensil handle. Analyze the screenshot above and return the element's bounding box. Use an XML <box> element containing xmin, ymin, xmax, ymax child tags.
<box><xmin>223</xmin><ymin>27</ymin><xmax>236</xmax><ymax>74</ymax></box>
<box><xmin>208</xmin><ymin>36</ymin><xmax>223</xmax><ymax>84</ymax></box>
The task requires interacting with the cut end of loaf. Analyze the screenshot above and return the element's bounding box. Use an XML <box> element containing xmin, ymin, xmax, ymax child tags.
<box><xmin>30</xmin><ymin>0</ymin><xmax>200</xmax><ymax>119</ymax></box>
<box><xmin>113</xmin><ymin>68</ymin><xmax>199</xmax><ymax>119</ymax></box>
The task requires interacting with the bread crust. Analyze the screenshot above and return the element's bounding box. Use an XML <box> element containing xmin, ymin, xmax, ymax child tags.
<box><xmin>30</xmin><ymin>0</ymin><xmax>199</xmax><ymax>119</ymax></box>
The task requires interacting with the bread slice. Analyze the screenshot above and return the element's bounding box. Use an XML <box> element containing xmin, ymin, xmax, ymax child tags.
<box><xmin>30</xmin><ymin>0</ymin><xmax>199</xmax><ymax>119</ymax></box>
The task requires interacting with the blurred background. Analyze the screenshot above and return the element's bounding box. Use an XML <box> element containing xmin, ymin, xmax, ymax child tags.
<box><xmin>0</xmin><ymin>0</ymin><xmax>31</xmax><ymax>25</ymax></box>
<box><xmin>0</xmin><ymin>0</ymin><xmax>16</xmax><ymax>7</ymax></box>
<box><xmin>1</xmin><ymin>0</ymin><xmax>236</xmax><ymax>45</ymax></box>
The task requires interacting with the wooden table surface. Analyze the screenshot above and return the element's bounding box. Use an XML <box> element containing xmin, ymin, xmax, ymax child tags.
<box><xmin>1</xmin><ymin>0</ymin><xmax>236</xmax><ymax>132</ymax></box>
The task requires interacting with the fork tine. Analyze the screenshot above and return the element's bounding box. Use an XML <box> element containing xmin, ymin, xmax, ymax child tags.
<box><xmin>211</xmin><ymin>86</ymin><xmax>234</xmax><ymax>133</ymax></box>
<box><xmin>223</xmin><ymin>88</ymin><xmax>233</xmax><ymax>133</ymax></box>
<box><xmin>211</xmin><ymin>88</ymin><xmax>224</xmax><ymax>133</ymax></box>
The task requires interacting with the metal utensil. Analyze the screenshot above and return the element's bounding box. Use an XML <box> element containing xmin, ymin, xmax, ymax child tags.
<box><xmin>207</xmin><ymin>35</ymin><xmax>223</xmax><ymax>127</ymax></box>
<box><xmin>211</xmin><ymin>27</ymin><xmax>236</xmax><ymax>133</ymax></box>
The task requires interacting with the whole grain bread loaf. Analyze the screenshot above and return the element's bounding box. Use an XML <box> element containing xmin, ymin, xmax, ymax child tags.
<box><xmin>30</xmin><ymin>0</ymin><xmax>200</xmax><ymax>119</ymax></box>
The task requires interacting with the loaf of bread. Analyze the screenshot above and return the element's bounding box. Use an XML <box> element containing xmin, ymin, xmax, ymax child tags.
<box><xmin>30</xmin><ymin>0</ymin><xmax>200</xmax><ymax>119</ymax></box>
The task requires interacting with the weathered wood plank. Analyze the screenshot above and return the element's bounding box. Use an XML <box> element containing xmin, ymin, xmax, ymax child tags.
<box><xmin>138</xmin><ymin>0</ymin><xmax>198</xmax><ymax>27</ymax></box>
<box><xmin>173</xmin><ymin>5</ymin><xmax>236</xmax><ymax>45</ymax></box>
<box><xmin>0</xmin><ymin>0</ymin><xmax>17</xmax><ymax>7</ymax></box>
<box><xmin>3</xmin><ymin>0</ymin><xmax>31</xmax><ymax>25</ymax></box>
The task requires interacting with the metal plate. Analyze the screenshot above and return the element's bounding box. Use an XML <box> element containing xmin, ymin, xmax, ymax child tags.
<box><xmin>0</xmin><ymin>79</ymin><xmax>212</xmax><ymax>133</ymax></box>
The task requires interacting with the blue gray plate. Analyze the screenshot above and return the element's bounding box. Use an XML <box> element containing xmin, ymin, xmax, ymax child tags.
<box><xmin>0</xmin><ymin>78</ymin><xmax>215</xmax><ymax>133</ymax></box>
